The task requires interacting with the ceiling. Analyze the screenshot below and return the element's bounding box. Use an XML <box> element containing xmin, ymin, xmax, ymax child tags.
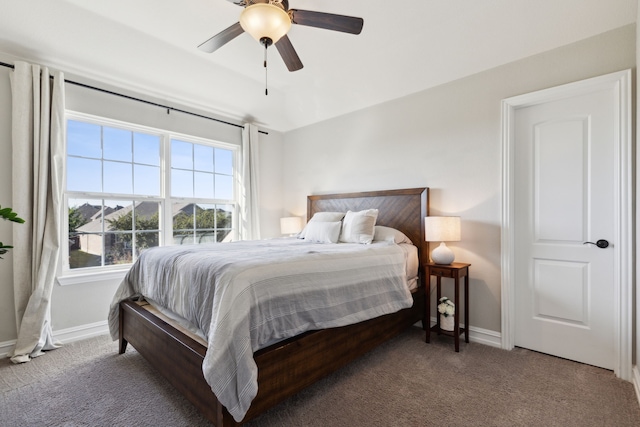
<box><xmin>0</xmin><ymin>0</ymin><xmax>636</xmax><ymax>132</ymax></box>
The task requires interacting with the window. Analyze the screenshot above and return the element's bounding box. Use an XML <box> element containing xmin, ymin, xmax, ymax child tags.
<box><xmin>170</xmin><ymin>139</ymin><xmax>235</xmax><ymax>245</ymax></box>
<box><xmin>64</xmin><ymin>113</ymin><xmax>238</xmax><ymax>274</ymax></box>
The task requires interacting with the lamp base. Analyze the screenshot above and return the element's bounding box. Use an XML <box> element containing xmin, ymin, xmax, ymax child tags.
<box><xmin>431</xmin><ymin>242</ymin><xmax>455</xmax><ymax>265</ymax></box>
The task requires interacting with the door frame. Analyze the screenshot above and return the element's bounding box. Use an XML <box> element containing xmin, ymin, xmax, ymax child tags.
<box><xmin>500</xmin><ymin>69</ymin><xmax>632</xmax><ymax>380</ymax></box>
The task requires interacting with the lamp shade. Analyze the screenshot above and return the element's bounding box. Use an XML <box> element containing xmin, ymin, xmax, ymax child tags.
<box><xmin>280</xmin><ymin>216</ymin><xmax>302</xmax><ymax>235</ymax></box>
<box><xmin>424</xmin><ymin>216</ymin><xmax>461</xmax><ymax>242</ymax></box>
<box><xmin>239</xmin><ymin>3</ymin><xmax>292</xmax><ymax>44</ymax></box>
<box><xmin>425</xmin><ymin>216</ymin><xmax>461</xmax><ymax>264</ymax></box>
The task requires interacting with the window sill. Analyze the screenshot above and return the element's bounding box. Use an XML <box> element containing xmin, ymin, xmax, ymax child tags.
<box><xmin>57</xmin><ymin>268</ymin><xmax>129</xmax><ymax>286</ymax></box>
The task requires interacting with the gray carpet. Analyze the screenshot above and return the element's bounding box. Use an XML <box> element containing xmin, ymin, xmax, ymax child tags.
<box><xmin>1</xmin><ymin>327</ymin><xmax>639</xmax><ymax>426</ymax></box>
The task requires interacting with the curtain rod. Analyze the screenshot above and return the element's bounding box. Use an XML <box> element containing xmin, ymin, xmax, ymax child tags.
<box><xmin>0</xmin><ymin>61</ymin><xmax>267</xmax><ymax>135</ymax></box>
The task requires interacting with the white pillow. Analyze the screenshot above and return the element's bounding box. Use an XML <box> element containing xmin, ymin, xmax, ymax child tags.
<box><xmin>339</xmin><ymin>209</ymin><xmax>379</xmax><ymax>244</ymax></box>
<box><xmin>373</xmin><ymin>225</ymin><xmax>412</xmax><ymax>245</ymax></box>
<box><xmin>303</xmin><ymin>221</ymin><xmax>342</xmax><ymax>243</ymax></box>
<box><xmin>298</xmin><ymin>212</ymin><xmax>345</xmax><ymax>238</ymax></box>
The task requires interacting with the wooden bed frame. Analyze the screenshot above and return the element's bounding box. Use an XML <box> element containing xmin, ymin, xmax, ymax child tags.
<box><xmin>118</xmin><ymin>187</ymin><xmax>429</xmax><ymax>426</ymax></box>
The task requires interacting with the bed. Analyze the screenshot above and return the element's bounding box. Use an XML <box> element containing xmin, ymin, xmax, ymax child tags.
<box><xmin>112</xmin><ymin>187</ymin><xmax>429</xmax><ymax>426</ymax></box>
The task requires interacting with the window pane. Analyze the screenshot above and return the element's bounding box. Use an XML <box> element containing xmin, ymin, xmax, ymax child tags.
<box><xmin>67</xmin><ymin>157</ymin><xmax>102</xmax><ymax>192</ymax></box>
<box><xmin>217</xmin><ymin>204</ymin><xmax>234</xmax><ymax>230</ymax></box>
<box><xmin>172</xmin><ymin>140</ymin><xmax>193</xmax><ymax>170</ymax></box>
<box><xmin>171</xmin><ymin>169</ymin><xmax>193</xmax><ymax>197</ymax></box>
<box><xmin>194</xmin><ymin>144</ymin><xmax>214</xmax><ymax>172</ymax></box>
<box><xmin>194</xmin><ymin>172</ymin><xmax>214</xmax><ymax>199</ymax></box>
<box><xmin>135</xmin><ymin>231</ymin><xmax>159</xmax><ymax>257</ymax></box>
<box><xmin>135</xmin><ymin>202</ymin><xmax>160</xmax><ymax>255</ymax></box>
<box><xmin>103</xmin><ymin>127</ymin><xmax>132</xmax><ymax>162</ymax></box>
<box><xmin>134</xmin><ymin>201</ymin><xmax>161</xmax><ymax>230</ymax></box>
<box><xmin>196</xmin><ymin>230</ymin><xmax>217</xmax><ymax>244</ymax></box>
<box><xmin>215</xmin><ymin>174</ymin><xmax>233</xmax><ymax>200</ymax></box>
<box><xmin>67</xmin><ymin>120</ymin><xmax>101</xmax><ymax>158</ymax></box>
<box><xmin>173</xmin><ymin>230</ymin><xmax>194</xmax><ymax>245</ymax></box>
<box><xmin>215</xmin><ymin>148</ymin><xmax>233</xmax><ymax>175</ymax></box>
<box><xmin>134</xmin><ymin>165</ymin><xmax>160</xmax><ymax>196</ymax></box>
<box><xmin>104</xmin><ymin>200</ymin><xmax>128</xmax><ymax>217</ymax></box>
<box><xmin>194</xmin><ymin>204</ymin><xmax>216</xmax><ymax>230</ymax></box>
<box><xmin>68</xmin><ymin>198</ymin><xmax>104</xmax><ymax>269</ymax></box>
<box><xmin>105</xmin><ymin>233</ymin><xmax>133</xmax><ymax>265</ymax></box>
<box><xmin>104</xmin><ymin>161</ymin><xmax>133</xmax><ymax>194</ymax></box>
<box><xmin>68</xmin><ymin>198</ymin><xmax>101</xmax><ymax>234</ymax></box>
<box><xmin>68</xmin><ymin>198</ymin><xmax>104</xmax><ymax>241</ymax></box>
<box><xmin>71</xmin><ymin>232</ymin><xmax>103</xmax><ymax>269</ymax></box>
<box><xmin>134</xmin><ymin>133</ymin><xmax>160</xmax><ymax>166</ymax></box>
<box><xmin>173</xmin><ymin>202</ymin><xmax>194</xmax><ymax>231</ymax></box>
<box><xmin>105</xmin><ymin>200</ymin><xmax>133</xmax><ymax>231</ymax></box>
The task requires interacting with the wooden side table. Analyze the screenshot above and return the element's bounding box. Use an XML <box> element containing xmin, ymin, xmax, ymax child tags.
<box><xmin>424</xmin><ymin>262</ymin><xmax>471</xmax><ymax>352</ymax></box>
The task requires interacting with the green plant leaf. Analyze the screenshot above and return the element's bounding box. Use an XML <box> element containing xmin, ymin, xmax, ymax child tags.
<box><xmin>0</xmin><ymin>206</ymin><xmax>25</xmax><ymax>224</ymax></box>
<box><xmin>0</xmin><ymin>206</ymin><xmax>24</xmax><ymax>260</ymax></box>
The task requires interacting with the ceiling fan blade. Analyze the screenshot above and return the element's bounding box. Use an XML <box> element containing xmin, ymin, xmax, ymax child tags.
<box><xmin>197</xmin><ymin>22</ymin><xmax>244</xmax><ymax>53</ymax></box>
<box><xmin>275</xmin><ymin>35</ymin><xmax>303</xmax><ymax>72</ymax></box>
<box><xmin>290</xmin><ymin>9</ymin><xmax>364</xmax><ymax>35</ymax></box>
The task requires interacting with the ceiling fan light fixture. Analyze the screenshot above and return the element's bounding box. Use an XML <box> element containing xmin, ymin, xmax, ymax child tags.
<box><xmin>239</xmin><ymin>3</ymin><xmax>291</xmax><ymax>44</ymax></box>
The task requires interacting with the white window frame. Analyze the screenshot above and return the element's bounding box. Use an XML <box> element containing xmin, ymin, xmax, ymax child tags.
<box><xmin>58</xmin><ymin>111</ymin><xmax>239</xmax><ymax>285</ymax></box>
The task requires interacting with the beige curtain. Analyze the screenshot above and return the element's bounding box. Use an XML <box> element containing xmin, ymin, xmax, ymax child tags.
<box><xmin>10</xmin><ymin>61</ymin><xmax>65</xmax><ymax>363</ymax></box>
<box><xmin>239</xmin><ymin>123</ymin><xmax>260</xmax><ymax>240</ymax></box>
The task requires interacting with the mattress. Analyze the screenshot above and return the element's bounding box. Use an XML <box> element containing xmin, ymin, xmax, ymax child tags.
<box><xmin>142</xmin><ymin>241</ymin><xmax>418</xmax><ymax>343</ymax></box>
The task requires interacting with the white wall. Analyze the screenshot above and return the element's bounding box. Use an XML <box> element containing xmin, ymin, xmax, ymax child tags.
<box><xmin>0</xmin><ymin>63</ymin><xmax>284</xmax><ymax>342</ymax></box>
<box><xmin>282</xmin><ymin>25</ymin><xmax>636</xmax><ymax>335</ymax></box>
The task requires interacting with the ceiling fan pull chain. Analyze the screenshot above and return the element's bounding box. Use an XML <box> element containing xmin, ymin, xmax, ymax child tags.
<box><xmin>264</xmin><ymin>41</ymin><xmax>268</xmax><ymax>95</ymax></box>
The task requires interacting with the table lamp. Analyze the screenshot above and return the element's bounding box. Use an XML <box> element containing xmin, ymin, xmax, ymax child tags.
<box><xmin>280</xmin><ymin>216</ymin><xmax>302</xmax><ymax>236</ymax></box>
<box><xmin>424</xmin><ymin>216</ymin><xmax>461</xmax><ymax>264</ymax></box>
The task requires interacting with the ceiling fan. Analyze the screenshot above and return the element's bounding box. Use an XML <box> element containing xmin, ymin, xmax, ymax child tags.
<box><xmin>197</xmin><ymin>0</ymin><xmax>364</xmax><ymax>73</ymax></box>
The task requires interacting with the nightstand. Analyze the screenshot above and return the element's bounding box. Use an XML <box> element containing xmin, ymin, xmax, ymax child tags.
<box><xmin>424</xmin><ymin>262</ymin><xmax>471</xmax><ymax>352</ymax></box>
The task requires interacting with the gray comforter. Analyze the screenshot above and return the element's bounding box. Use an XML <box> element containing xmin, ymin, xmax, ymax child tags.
<box><xmin>108</xmin><ymin>238</ymin><xmax>413</xmax><ymax>422</ymax></box>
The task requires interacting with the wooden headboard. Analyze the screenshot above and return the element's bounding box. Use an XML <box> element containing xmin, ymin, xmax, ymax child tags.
<box><xmin>307</xmin><ymin>187</ymin><xmax>430</xmax><ymax>266</ymax></box>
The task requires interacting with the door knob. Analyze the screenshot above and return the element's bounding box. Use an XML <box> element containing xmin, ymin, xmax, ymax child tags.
<box><xmin>583</xmin><ymin>239</ymin><xmax>609</xmax><ymax>249</ymax></box>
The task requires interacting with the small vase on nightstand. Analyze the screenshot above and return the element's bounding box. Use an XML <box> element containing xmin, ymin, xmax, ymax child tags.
<box><xmin>437</xmin><ymin>296</ymin><xmax>455</xmax><ymax>331</ymax></box>
<box><xmin>440</xmin><ymin>314</ymin><xmax>454</xmax><ymax>331</ymax></box>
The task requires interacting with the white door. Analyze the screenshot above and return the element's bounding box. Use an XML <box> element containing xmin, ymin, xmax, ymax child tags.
<box><xmin>509</xmin><ymin>72</ymin><xmax>631</xmax><ymax>371</ymax></box>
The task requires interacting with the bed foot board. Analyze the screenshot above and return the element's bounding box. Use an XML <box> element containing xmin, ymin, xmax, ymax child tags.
<box><xmin>243</xmin><ymin>288</ymin><xmax>424</xmax><ymax>421</ymax></box>
<box><xmin>119</xmin><ymin>300</ymin><xmax>236</xmax><ymax>426</ymax></box>
<box><xmin>118</xmin><ymin>289</ymin><xmax>423</xmax><ymax>426</ymax></box>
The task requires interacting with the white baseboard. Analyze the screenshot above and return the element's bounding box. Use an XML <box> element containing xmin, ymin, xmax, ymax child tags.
<box><xmin>0</xmin><ymin>339</ymin><xmax>16</xmax><ymax>359</ymax></box>
<box><xmin>427</xmin><ymin>317</ymin><xmax>502</xmax><ymax>348</ymax></box>
<box><xmin>0</xmin><ymin>320</ymin><xmax>110</xmax><ymax>359</ymax></box>
<box><xmin>53</xmin><ymin>320</ymin><xmax>110</xmax><ymax>344</ymax></box>
<box><xmin>632</xmin><ymin>365</ymin><xmax>640</xmax><ymax>407</ymax></box>
<box><xmin>469</xmin><ymin>325</ymin><xmax>502</xmax><ymax>347</ymax></box>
